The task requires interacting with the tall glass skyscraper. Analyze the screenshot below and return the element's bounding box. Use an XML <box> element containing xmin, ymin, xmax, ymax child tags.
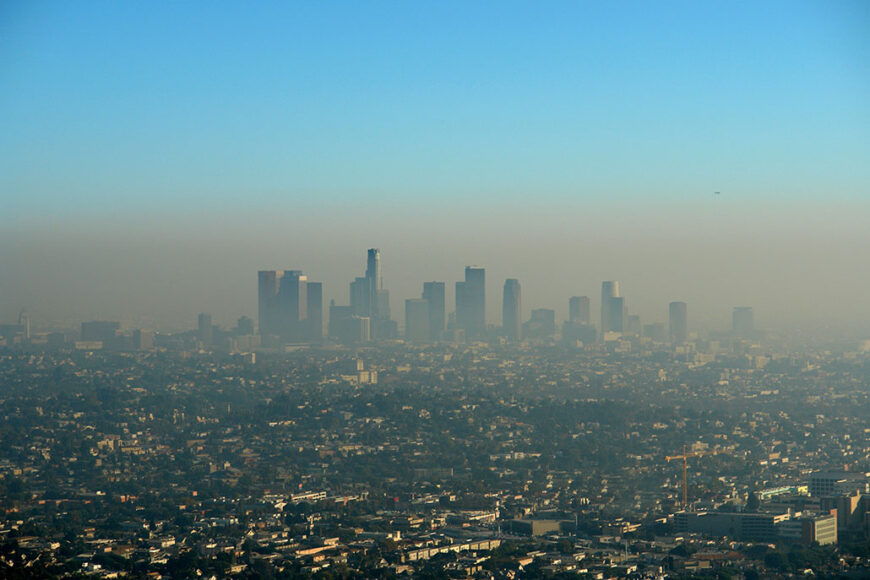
<box><xmin>669</xmin><ymin>301</ymin><xmax>688</xmax><ymax>344</ymax></box>
<box><xmin>458</xmin><ymin>267</ymin><xmax>485</xmax><ymax>339</ymax></box>
<box><xmin>601</xmin><ymin>281</ymin><xmax>621</xmax><ymax>335</ymax></box>
<box><xmin>422</xmin><ymin>281</ymin><xmax>445</xmax><ymax>341</ymax></box>
<box><xmin>502</xmin><ymin>279</ymin><xmax>522</xmax><ymax>342</ymax></box>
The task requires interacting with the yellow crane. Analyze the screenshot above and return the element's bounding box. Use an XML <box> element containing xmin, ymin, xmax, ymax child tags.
<box><xmin>665</xmin><ymin>445</ymin><xmax>725</xmax><ymax>510</ymax></box>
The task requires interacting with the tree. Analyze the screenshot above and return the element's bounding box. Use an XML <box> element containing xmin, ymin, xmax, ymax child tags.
<box><xmin>746</xmin><ymin>491</ymin><xmax>760</xmax><ymax>512</ymax></box>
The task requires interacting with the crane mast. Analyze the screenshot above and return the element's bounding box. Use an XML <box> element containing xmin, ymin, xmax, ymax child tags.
<box><xmin>665</xmin><ymin>445</ymin><xmax>725</xmax><ymax>510</ymax></box>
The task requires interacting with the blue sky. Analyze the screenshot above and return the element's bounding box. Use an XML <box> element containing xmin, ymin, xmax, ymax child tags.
<box><xmin>2</xmin><ymin>1</ymin><xmax>868</xmax><ymax>225</ymax></box>
<box><xmin>1</xmin><ymin>2</ymin><xmax>869</xmax><ymax>330</ymax></box>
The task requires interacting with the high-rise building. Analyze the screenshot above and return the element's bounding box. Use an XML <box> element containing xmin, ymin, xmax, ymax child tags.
<box><xmin>422</xmin><ymin>281</ymin><xmax>446</xmax><ymax>341</ymax></box>
<box><xmin>81</xmin><ymin>321</ymin><xmax>120</xmax><ymax>343</ymax></box>
<box><xmin>643</xmin><ymin>322</ymin><xmax>667</xmax><ymax>342</ymax></box>
<box><xmin>569</xmin><ymin>296</ymin><xmax>590</xmax><ymax>324</ymax></box>
<box><xmin>259</xmin><ymin>269</ymin><xmax>322</xmax><ymax>343</ymax></box>
<box><xmin>606</xmin><ymin>296</ymin><xmax>626</xmax><ymax>332</ymax></box>
<box><xmin>405</xmin><ymin>299</ymin><xmax>430</xmax><ymax>343</ymax></box>
<box><xmin>329</xmin><ymin>301</ymin><xmax>370</xmax><ymax>344</ymax></box>
<box><xmin>502</xmin><ymin>279</ymin><xmax>522</xmax><ymax>341</ymax></box>
<box><xmin>454</xmin><ymin>281</ymin><xmax>467</xmax><ymax>332</ymax></box>
<box><xmin>733</xmin><ymin>306</ymin><xmax>754</xmax><ymax>338</ymax></box>
<box><xmin>523</xmin><ymin>308</ymin><xmax>556</xmax><ymax>340</ymax></box>
<box><xmin>562</xmin><ymin>320</ymin><xmax>596</xmax><ymax>345</ymax></box>
<box><xmin>306</xmin><ymin>282</ymin><xmax>323</xmax><ymax>341</ymax></box>
<box><xmin>366</xmin><ymin>248</ymin><xmax>388</xmax><ymax>319</ymax></box>
<box><xmin>277</xmin><ymin>270</ymin><xmax>307</xmax><ymax>341</ymax></box>
<box><xmin>458</xmin><ymin>267</ymin><xmax>485</xmax><ymax>339</ymax></box>
<box><xmin>601</xmin><ymin>281</ymin><xmax>620</xmax><ymax>335</ymax></box>
<box><xmin>366</xmin><ymin>248</ymin><xmax>382</xmax><ymax>301</ymax></box>
<box><xmin>626</xmin><ymin>313</ymin><xmax>641</xmax><ymax>335</ymax></box>
<box><xmin>349</xmin><ymin>249</ymin><xmax>395</xmax><ymax>340</ymax></box>
<box><xmin>669</xmin><ymin>301</ymin><xmax>688</xmax><ymax>344</ymax></box>
<box><xmin>258</xmin><ymin>270</ymin><xmax>284</xmax><ymax>337</ymax></box>
<box><xmin>18</xmin><ymin>311</ymin><xmax>30</xmax><ymax>341</ymax></box>
<box><xmin>131</xmin><ymin>329</ymin><xmax>153</xmax><ymax>350</ymax></box>
<box><xmin>236</xmin><ymin>316</ymin><xmax>255</xmax><ymax>336</ymax></box>
<box><xmin>198</xmin><ymin>313</ymin><xmax>213</xmax><ymax>345</ymax></box>
<box><xmin>350</xmin><ymin>276</ymin><xmax>370</xmax><ymax>316</ymax></box>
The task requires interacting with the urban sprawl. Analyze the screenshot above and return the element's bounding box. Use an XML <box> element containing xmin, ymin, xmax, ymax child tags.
<box><xmin>1</xmin><ymin>249</ymin><xmax>869</xmax><ymax>579</ymax></box>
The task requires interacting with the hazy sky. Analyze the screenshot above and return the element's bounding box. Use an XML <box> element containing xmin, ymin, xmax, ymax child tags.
<box><xmin>1</xmin><ymin>2</ymin><xmax>868</xmax><ymax>333</ymax></box>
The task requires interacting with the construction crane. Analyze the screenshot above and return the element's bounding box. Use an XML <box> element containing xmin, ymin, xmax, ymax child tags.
<box><xmin>665</xmin><ymin>445</ymin><xmax>725</xmax><ymax>510</ymax></box>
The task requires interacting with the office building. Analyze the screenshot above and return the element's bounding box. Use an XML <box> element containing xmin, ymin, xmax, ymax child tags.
<box><xmin>350</xmin><ymin>276</ymin><xmax>370</xmax><ymax>316</ymax></box>
<box><xmin>258</xmin><ymin>270</ymin><xmax>284</xmax><ymax>337</ymax></box>
<box><xmin>235</xmin><ymin>316</ymin><xmax>255</xmax><ymax>336</ymax></box>
<box><xmin>643</xmin><ymin>322</ymin><xmax>667</xmax><ymax>342</ymax></box>
<box><xmin>605</xmin><ymin>295</ymin><xmax>625</xmax><ymax>333</ymax></box>
<box><xmin>626</xmin><ymin>314</ymin><xmax>641</xmax><ymax>335</ymax></box>
<box><xmin>454</xmin><ymin>281</ymin><xmax>466</xmax><ymax>332</ymax></box>
<box><xmin>562</xmin><ymin>321</ymin><xmax>596</xmax><ymax>345</ymax></box>
<box><xmin>601</xmin><ymin>281</ymin><xmax>621</xmax><ymax>334</ymax></box>
<box><xmin>502</xmin><ymin>279</ymin><xmax>522</xmax><ymax>341</ymax></box>
<box><xmin>81</xmin><ymin>321</ymin><xmax>120</xmax><ymax>343</ymax></box>
<box><xmin>366</xmin><ymin>248</ymin><xmax>391</xmax><ymax>323</ymax></box>
<box><xmin>422</xmin><ymin>281</ymin><xmax>446</xmax><ymax>341</ymax></box>
<box><xmin>277</xmin><ymin>270</ymin><xmax>307</xmax><ymax>341</ymax></box>
<box><xmin>198</xmin><ymin>313</ymin><xmax>213</xmax><ymax>345</ymax></box>
<box><xmin>523</xmin><ymin>308</ymin><xmax>556</xmax><ymax>340</ymax></box>
<box><xmin>131</xmin><ymin>329</ymin><xmax>153</xmax><ymax>350</ymax></box>
<box><xmin>259</xmin><ymin>269</ymin><xmax>322</xmax><ymax>343</ymax></box>
<box><xmin>457</xmin><ymin>267</ymin><xmax>485</xmax><ymax>339</ymax></box>
<box><xmin>669</xmin><ymin>301</ymin><xmax>688</xmax><ymax>344</ymax></box>
<box><xmin>732</xmin><ymin>306</ymin><xmax>754</xmax><ymax>338</ymax></box>
<box><xmin>405</xmin><ymin>299</ymin><xmax>430</xmax><ymax>343</ymax></box>
<box><xmin>306</xmin><ymin>282</ymin><xmax>323</xmax><ymax>341</ymax></box>
<box><xmin>366</xmin><ymin>248</ymin><xmax>382</xmax><ymax>307</ymax></box>
<box><xmin>809</xmin><ymin>472</ymin><xmax>869</xmax><ymax>498</ymax></box>
<box><xmin>569</xmin><ymin>296</ymin><xmax>590</xmax><ymax>324</ymax></box>
<box><xmin>349</xmin><ymin>249</ymin><xmax>395</xmax><ymax>339</ymax></box>
<box><xmin>777</xmin><ymin>513</ymin><xmax>838</xmax><ymax>546</ymax></box>
<box><xmin>329</xmin><ymin>301</ymin><xmax>370</xmax><ymax>344</ymax></box>
<box><xmin>18</xmin><ymin>311</ymin><xmax>30</xmax><ymax>341</ymax></box>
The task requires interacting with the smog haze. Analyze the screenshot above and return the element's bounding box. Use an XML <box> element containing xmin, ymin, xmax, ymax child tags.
<box><xmin>1</xmin><ymin>2</ymin><xmax>868</xmax><ymax>334</ymax></box>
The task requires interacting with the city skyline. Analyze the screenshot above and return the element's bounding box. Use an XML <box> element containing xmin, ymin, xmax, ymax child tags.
<box><xmin>2</xmin><ymin>3</ymin><xmax>869</xmax><ymax>576</ymax></box>
<box><xmin>3</xmin><ymin>239</ymin><xmax>870</xmax><ymax>337</ymax></box>
<box><xmin>1</xmin><ymin>2</ymin><xmax>868</xmax><ymax>333</ymax></box>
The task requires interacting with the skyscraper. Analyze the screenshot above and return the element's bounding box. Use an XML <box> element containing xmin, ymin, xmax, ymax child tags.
<box><xmin>350</xmin><ymin>277</ymin><xmax>370</xmax><ymax>316</ymax></box>
<box><xmin>502</xmin><ymin>279</ymin><xmax>521</xmax><ymax>341</ymax></box>
<box><xmin>329</xmin><ymin>301</ymin><xmax>370</xmax><ymax>344</ymax></box>
<box><xmin>455</xmin><ymin>281</ymin><xmax>467</xmax><ymax>331</ymax></box>
<box><xmin>366</xmin><ymin>248</ymin><xmax>381</xmax><ymax>295</ymax></box>
<box><xmin>258</xmin><ymin>270</ymin><xmax>284</xmax><ymax>337</ymax></box>
<box><xmin>198</xmin><ymin>313</ymin><xmax>213</xmax><ymax>345</ymax></box>
<box><xmin>405</xmin><ymin>299</ymin><xmax>430</xmax><ymax>343</ymax></box>
<box><xmin>422</xmin><ymin>281</ymin><xmax>445</xmax><ymax>341</ymax></box>
<box><xmin>669</xmin><ymin>301</ymin><xmax>688</xmax><ymax>344</ymax></box>
<box><xmin>606</xmin><ymin>296</ymin><xmax>625</xmax><ymax>333</ymax></box>
<box><xmin>569</xmin><ymin>296</ymin><xmax>591</xmax><ymax>324</ymax></box>
<box><xmin>366</xmin><ymin>248</ymin><xmax>384</xmax><ymax>318</ymax></box>
<box><xmin>277</xmin><ymin>270</ymin><xmax>307</xmax><ymax>341</ymax></box>
<box><xmin>306</xmin><ymin>282</ymin><xmax>323</xmax><ymax>341</ymax></box>
<box><xmin>733</xmin><ymin>306</ymin><xmax>754</xmax><ymax>338</ymax></box>
<box><xmin>350</xmin><ymin>249</ymin><xmax>395</xmax><ymax>339</ymax></box>
<box><xmin>524</xmin><ymin>308</ymin><xmax>556</xmax><ymax>340</ymax></box>
<box><xmin>601</xmin><ymin>281</ymin><xmax>621</xmax><ymax>334</ymax></box>
<box><xmin>131</xmin><ymin>328</ymin><xmax>153</xmax><ymax>350</ymax></box>
<box><xmin>259</xmin><ymin>269</ymin><xmax>322</xmax><ymax>343</ymax></box>
<box><xmin>458</xmin><ymin>266</ymin><xmax>486</xmax><ymax>339</ymax></box>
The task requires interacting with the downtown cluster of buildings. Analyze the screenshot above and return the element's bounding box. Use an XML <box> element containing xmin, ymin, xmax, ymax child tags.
<box><xmin>255</xmin><ymin>248</ymin><xmax>756</xmax><ymax>347</ymax></box>
<box><xmin>0</xmin><ymin>247</ymin><xmax>759</xmax><ymax>352</ymax></box>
